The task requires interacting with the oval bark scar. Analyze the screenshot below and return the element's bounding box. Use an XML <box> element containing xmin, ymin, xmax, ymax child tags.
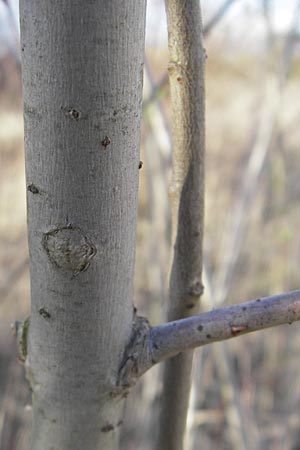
<box><xmin>43</xmin><ymin>226</ymin><xmax>97</xmax><ymax>275</ymax></box>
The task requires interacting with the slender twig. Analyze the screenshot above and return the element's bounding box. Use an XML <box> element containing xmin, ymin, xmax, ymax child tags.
<box><xmin>118</xmin><ymin>290</ymin><xmax>300</xmax><ymax>388</ymax></box>
<box><xmin>150</xmin><ymin>290</ymin><xmax>300</xmax><ymax>366</ymax></box>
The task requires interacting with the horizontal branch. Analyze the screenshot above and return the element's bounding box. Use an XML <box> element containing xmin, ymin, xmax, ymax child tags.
<box><xmin>118</xmin><ymin>290</ymin><xmax>300</xmax><ymax>389</ymax></box>
<box><xmin>150</xmin><ymin>290</ymin><xmax>300</xmax><ymax>363</ymax></box>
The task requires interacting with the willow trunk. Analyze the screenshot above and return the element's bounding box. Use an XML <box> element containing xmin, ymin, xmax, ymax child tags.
<box><xmin>20</xmin><ymin>1</ymin><xmax>146</xmax><ymax>449</ymax></box>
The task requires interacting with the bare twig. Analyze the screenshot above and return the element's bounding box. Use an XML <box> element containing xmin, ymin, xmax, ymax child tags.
<box><xmin>150</xmin><ymin>290</ymin><xmax>300</xmax><ymax>364</ymax></box>
<box><xmin>118</xmin><ymin>290</ymin><xmax>300</xmax><ymax>388</ymax></box>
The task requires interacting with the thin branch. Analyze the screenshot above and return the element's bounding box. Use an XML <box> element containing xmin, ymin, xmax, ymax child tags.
<box><xmin>118</xmin><ymin>290</ymin><xmax>300</xmax><ymax>392</ymax></box>
<box><xmin>150</xmin><ymin>290</ymin><xmax>300</xmax><ymax>364</ymax></box>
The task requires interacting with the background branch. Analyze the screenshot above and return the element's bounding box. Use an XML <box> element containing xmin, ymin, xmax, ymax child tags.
<box><xmin>155</xmin><ymin>1</ymin><xmax>206</xmax><ymax>448</ymax></box>
<box><xmin>143</xmin><ymin>0</ymin><xmax>237</xmax><ymax>110</ymax></box>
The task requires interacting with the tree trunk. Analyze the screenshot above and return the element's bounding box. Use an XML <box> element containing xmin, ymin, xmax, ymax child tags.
<box><xmin>20</xmin><ymin>1</ymin><xmax>146</xmax><ymax>449</ymax></box>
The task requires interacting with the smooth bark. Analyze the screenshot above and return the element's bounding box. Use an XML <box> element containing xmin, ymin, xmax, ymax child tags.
<box><xmin>20</xmin><ymin>1</ymin><xmax>146</xmax><ymax>449</ymax></box>
<box><xmin>119</xmin><ymin>290</ymin><xmax>300</xmax><ymax>383</ymax></box>
<box><xmin>156</xmin><ymin>1</ymin><xmax>206</xmax><ymax>449</ymax></box>
<box><xmin>151</xmin><ymin>290</ymin><xmax>300</xmax><ymax>362</ymax></box>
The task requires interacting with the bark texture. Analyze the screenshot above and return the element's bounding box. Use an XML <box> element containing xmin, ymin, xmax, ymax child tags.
<box><xmin>150</xmin><ymin>290</ymin><xmax>300</xmax><ymax>361</ymax></box>
<box><xmin>156</xmin><ymin>1</ymin><xmax>206</xmax><ymax>449</ymax></box>
<box><xmin>20</xmin><ymin>1</ymin><xmax>146</xmax><ymax>449</ymax></box>
<box><xmin>118</xmin><ymin>290</ymin><xmax>300</xmax><ymax>385</ymax></box>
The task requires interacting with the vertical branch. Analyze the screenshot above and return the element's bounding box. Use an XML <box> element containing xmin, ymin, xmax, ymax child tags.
<box><xmin>156</xmin><ymin>1</ymin><xmax>206</xmax><ymax>449</ymax></box>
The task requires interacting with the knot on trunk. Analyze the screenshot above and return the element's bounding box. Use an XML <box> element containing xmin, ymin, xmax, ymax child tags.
<box><xmin>43</xmin><ymin>225</ymin><xmax>97</xmax><ymax>275</ymax></box>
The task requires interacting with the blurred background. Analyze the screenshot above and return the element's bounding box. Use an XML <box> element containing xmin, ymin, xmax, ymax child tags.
<box><xmin>1</xmin><ymin>0</ymin><xmax>300</xmax><ymax>449</ymax></box>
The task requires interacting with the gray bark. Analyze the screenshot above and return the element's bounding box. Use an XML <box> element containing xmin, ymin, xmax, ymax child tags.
<box><xmin>116</xmin><ymin>290</ymin><xmax>300</xmax><ymax>386</ymax></box>
<box><xmin>156</xmin><ymin>1</ymin><xmax>206</xmax><ymax>449</ymax></box>
<box><xmin>20</xmin><ymin>1</ymin><xmax>146</xmax><ymax>449</ymax></box>
<box><xmin>150</xmin><ymin>290</ymin><xmax>300</xmax><ymax>362</ymax></box>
